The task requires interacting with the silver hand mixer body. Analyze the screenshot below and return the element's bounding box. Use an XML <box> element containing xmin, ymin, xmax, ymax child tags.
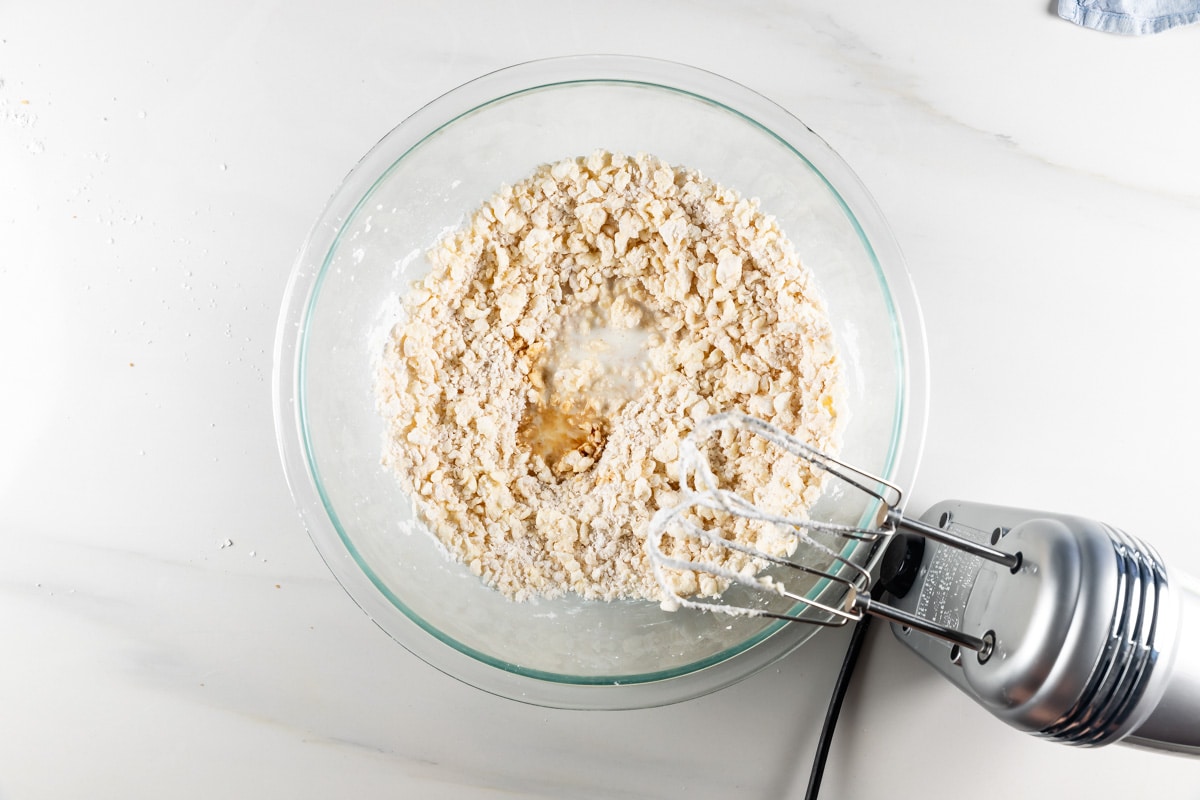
<box><xmin>888</xmin><ymin>500</ymin><xmax>1200</xmax><ymax>755</ymax></box>
<box><xmin>649</xmin><ymin>412</ymin><xmax>1200</xmax><ymax>755</ymax></box>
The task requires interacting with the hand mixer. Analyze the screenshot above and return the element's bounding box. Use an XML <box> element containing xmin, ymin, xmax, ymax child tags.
<box><xmin>647</xmin><ymin>411</ymin><xmax>1200</xmax><ymax>755</ymax></box>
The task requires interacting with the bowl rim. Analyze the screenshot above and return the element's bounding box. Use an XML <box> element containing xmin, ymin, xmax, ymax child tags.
<box><xmin>272</xmin><ymin>54</ymin><xmax>929</xmax><ymax>709</ymax></box>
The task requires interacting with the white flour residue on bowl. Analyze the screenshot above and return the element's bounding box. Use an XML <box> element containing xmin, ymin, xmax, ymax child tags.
<box><xmin>375</xmin><ymin>150</ymin><xmax>843</xmax><ymax>602</ymax></box>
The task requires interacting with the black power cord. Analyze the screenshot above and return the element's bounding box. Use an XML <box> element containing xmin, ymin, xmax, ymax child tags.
<box><xmin>803</xmin><ymin>612</ymin><xmax>874</xmax><ymax>800</ymax></box>
<box><xmin>805</xmin><ymin>536</ymin><xmax>924</xmax><ymax>800</ymax></box>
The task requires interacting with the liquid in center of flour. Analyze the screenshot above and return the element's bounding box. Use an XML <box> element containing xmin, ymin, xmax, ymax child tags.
<box><xmin>519</xmin><ymin>294</ymin><xmax>662</xmax><ymax>479</ymax></box>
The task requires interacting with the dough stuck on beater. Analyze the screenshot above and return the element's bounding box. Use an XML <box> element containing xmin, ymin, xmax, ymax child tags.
<box><xmin>375</xmin><ymin>150</ymin><xmax>844</xmax><ymax>603</ymax></box>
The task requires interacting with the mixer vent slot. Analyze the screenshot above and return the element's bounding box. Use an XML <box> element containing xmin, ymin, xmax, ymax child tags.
<box><xmin>1038</xmin><ymin>526</ymin><xmax>1165</xmax><ymax>746</ymax></box>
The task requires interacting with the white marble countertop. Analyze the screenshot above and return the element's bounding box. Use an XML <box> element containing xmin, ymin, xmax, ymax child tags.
<box><xmin>4</xmin><ymin>2</ymin><xmax>1199</xmax><ymax>797</ymax></box>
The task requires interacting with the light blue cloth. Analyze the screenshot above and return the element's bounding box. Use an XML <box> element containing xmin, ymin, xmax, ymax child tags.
<box><xmin>1059</xmin><ymin>0</ymin><xmax>1200</xmax><ymax>33</ymax></box>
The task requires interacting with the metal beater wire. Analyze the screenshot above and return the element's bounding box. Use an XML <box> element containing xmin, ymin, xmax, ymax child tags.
<box><xmin>647</xmin><ymin>411</ymin><xmax>1014</xmax><ymax>642</ymax></box>
<box><xmin>646</xmin><ymin>411</ymin><xmax>889</xmax><ymax>624</ymax></box>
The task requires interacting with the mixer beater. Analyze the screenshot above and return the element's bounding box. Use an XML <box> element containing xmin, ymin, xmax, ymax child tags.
<box><xmin>647</xmin><ymin>411</ymin><xmax>1200</xmax><ymax>755</ymax></box>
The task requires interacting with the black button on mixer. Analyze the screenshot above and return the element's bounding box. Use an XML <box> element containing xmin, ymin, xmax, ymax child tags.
<box><xmin>878</xmin><ymin>532</ymin><xmax>926</xmax><ymax>599</ymax></box>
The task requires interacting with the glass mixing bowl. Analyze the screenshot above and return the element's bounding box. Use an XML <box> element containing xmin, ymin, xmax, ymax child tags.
<box><xmin>273</xmin><ymin>55</ymin><xmax>927</xmax><ymax>709</ymax></box>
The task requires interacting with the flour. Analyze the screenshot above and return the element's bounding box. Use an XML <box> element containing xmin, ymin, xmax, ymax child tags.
<box><xmin>376</xmin><ymin>151</ymin><xmax>843</xmax><ymax>602</ymax></box>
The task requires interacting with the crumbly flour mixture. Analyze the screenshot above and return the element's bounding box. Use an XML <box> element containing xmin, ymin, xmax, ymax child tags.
<box><xmin>376</xmin><ymin>151</ymin><xmax>843</xmax><ymax>602</ymax></box>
